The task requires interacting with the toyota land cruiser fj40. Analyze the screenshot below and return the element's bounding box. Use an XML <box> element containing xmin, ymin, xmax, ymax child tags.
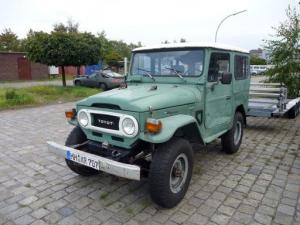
<box><xmin>48</xmin><ymin>42</ymin><xmax>250</xmax><ymax>208</ymax></box>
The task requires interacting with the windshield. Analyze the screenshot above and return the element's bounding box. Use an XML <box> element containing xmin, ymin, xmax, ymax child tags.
<box><xmin>131</xmin><ymin>49</ymin><xmax>204</xmax><ymax>77</ymax></box>
<box><xmin>102</xmin><ymin>70</ymin><xmax>123</xmax><ymax>78</ymax></box>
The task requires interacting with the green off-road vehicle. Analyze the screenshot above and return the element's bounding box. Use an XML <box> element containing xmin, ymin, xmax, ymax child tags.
<box><xmin>48</xmin><ymin>42</ymin><xmax>250</xmax><ymax>208</ymax></box>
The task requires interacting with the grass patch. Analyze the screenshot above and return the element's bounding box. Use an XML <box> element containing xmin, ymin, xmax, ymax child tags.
<box><xmin>125</xmin><ymin>207</ymin><xmax>134</xmax><ymax>214</ymax></box>
<box><xmin>0</xmin><ymin>86</ymin><xmax>100</xmax><ymax>110</ymax></box>
<box><xmin>100</xmin><ymin>192</ymin><xmax>109</xmax><ymax>200</ymax></box>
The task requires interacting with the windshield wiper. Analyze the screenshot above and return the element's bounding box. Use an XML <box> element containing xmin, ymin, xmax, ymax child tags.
<box><xmin>164</xmin><ymin>67</ymin><xmax>185</xmax><ymax>81</ymax></box>
<box><xmin>137</xmin><ymin>68</ymin><xmax>155</xmax><ymax>82</ymax></box>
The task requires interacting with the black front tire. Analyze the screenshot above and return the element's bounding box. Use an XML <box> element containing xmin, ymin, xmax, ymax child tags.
<box><xmin>149</xmin><ymin>138</ymin><xmax>193</xmax><ymax>208</ymax></box>
<box><xmin>65</xmin><ymin>127</ymin><xmax>99</xmax><ymax>176</ymax></box>
<box><xmin>221</xmin><ymin>112</ymin><xmax>244</xmax><ymax>154</ymax></box>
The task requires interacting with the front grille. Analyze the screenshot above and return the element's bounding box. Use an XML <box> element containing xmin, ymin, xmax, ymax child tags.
<box><xmin>91</xmin><ymin>113</ymin><xmax>120</xmax><ymax>130</ymax></box>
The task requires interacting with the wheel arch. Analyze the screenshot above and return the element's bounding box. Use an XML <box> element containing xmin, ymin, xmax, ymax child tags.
<box><xmin>174</xmin><ymin>122</ymin><xmax>204</xmax><ymax>144</ymax></box>
<box><xmin>139</xmin><ymin>114</ymin><xmax>203</xmax><ymax>144</ymax></box>
<box><xmin>236</xmin><ymin>104</ymin><xmax>246</xmax><ymax>126</ymax></box>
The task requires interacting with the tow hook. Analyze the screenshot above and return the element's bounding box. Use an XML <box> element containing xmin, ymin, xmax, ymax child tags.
<box><xmin>112</xmin><ymin>150</ymin><xmax>121</xmax><ymax>158</ymax></box>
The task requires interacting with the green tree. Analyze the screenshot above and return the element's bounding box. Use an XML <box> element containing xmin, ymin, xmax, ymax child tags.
<box><xmin>265</xmin><ymin>6</ymin><xmax>300</xmax><ymax>97</ymax></box>
<box><xmin>25</xmin><ymin>30</ymin><xmax>101</xmax><ymax>86</ymax></box>
<box><xmin>100</xmin><ymin>38</ymin><xmax>141</xmax><ymax>68</ymax></box>
<box><xmin>104</xmin><ymin>51</ymin><xmax>122</xmax><ymax>68</ymax></box>
<box><xmin>0</xmin><ymin>28</ymin><xmax>22</xmax><ymax>51</ymax></box>
<box><xmin>250</xmin><ymin>56</ymin><xmax>267</xmax><ymax>65</ymax></box>
<box><xmin>53</xmin><ymin>19</ymin><xmax>79</xmax><ymax>33</ymax></box>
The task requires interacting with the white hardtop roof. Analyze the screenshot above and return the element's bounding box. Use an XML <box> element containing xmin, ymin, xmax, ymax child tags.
<box><xmin>132</xmin><ymin>42</ymin><xmax>249</xmax><ymax>54</ymax></box>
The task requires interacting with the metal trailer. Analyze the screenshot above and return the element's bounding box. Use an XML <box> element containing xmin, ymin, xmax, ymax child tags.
<box><xmin>247</xmin><ymin>82</ymin><xmax>300</xmax><ymax>119</ymax></box>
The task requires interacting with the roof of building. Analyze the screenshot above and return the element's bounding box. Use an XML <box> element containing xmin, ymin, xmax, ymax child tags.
<box><xmin>132</xmin><ymin>42</ymin><xmax>249</xmax><ymax>53</ymax></box>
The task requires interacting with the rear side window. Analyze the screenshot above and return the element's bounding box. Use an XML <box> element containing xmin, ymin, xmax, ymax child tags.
<box><xmin>208</xmin><ymin>53</ymin><xmax>230</xmax><ymax>82</ymax></box>
<box><xmin>235</xmin><ymin>55</ymin><xmax>249</xmax><ymax>80</ymax></box>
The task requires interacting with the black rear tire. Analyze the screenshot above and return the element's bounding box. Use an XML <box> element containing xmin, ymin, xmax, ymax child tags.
<box><xmin>221</xmin><ymin>112</ymin><xmax>244</xmax><ymax>154</ymax></box>
<box><xmin>74</xmin><ymin>80</ymin><xmax>81</xmax><ymax>86</ymax></box>
<box><xmin>65</xmin><ymin>127</ymin><xmax>99</xmax><ymax>176</ymax></box>
<box><xmin>288</xmin><ymin>105</ymin><xmax>299</xmax><ymax>119</ymax></box>
<box><xmin>99</xmin><ymin>83</ymin><xmax>107</xmax><ymax>91</ymax></box>
<box><xmin>149</xmin><ymin>138</ymin><xmax>193</xmax><ymax>208</ymax></box>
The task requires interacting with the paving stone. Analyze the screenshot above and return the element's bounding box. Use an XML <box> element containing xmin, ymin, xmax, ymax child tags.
<box><xmin>218</xmin><ymin>205</ymin><xmax>235</xmax><ymax>216</ymax></box>
<box><xmin>237</xmin><ymin>204</ymin><xmax>256</xmax><ymax>215</ymax></box>
<box><xmin>43</xmin><ymin>212</ymin><xmax>63</xmax><ymax>224</ymax></box>
<box><xmin>257</xmin><ymin>205</ymin><xmax>275</xmax><ymax>216</ymax></box>
<box><xmin>57</xmin><ymin>207</ymin><xmax>75</xmax><ymax>217</ymax></box>
<box><xmin>57</xmin><ymin>215</ymin><xmax>81</xmax><ymax>225</ymax></box>
<box><xmin>31</xmin><ymin>208</ymin><xmax>50</xmax><ymax>219</ymax></box>
<box><xmin>18</xmin><ymin>196</ymin><xmax>38</xmax><ymax>206</ymax></box>
<box><xmin>31</xmin><ymin>220</ymin><xmax>49</xmax><ymax>225</ymax></box>
<box><xmin>13</xmin><ymin>214</ymin><xmax>35</xmax><ymax>225</ymax></box>
<box><xmin>254</xmin><ymin>212</ymin><xmax>272</xmax><ymax>225</ymax></box>
<box><xmin>211</xmin><ymin>213</ymin><xmax>231</xmax><ymax>225</ymax></box>
<box><xmin>232</xmin><ymin>212</ymin><xmax>252</xmax><ymax>224</ymax></box>
<box><xmin>223</xmin><ymin>197</ymin><xmax>241</xmax><ymax>208</ymax></box>
<box><xmin>0</xmin><ymin>102</ymin><xmax>300</xmax><ymax>225</ymax></box>
<box><xmin>188</xmin><ymin>213</ymin><xmax>209</xmax><ymax>225</ymax></box>
<box><xmin>277</xmin><ymin>204</ymin><xmax>295</xmax><ymax>216</ymax></box>
<box><xmin>170</xmin><ymin>211</ymin><xmax>189</xmax><ymax>224</ymax></box>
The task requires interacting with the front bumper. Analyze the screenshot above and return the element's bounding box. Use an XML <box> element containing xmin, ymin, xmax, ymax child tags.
<box><xmin>47</xmin><ymin>141</ymin><xmax>140</xmax><ymax>180</ymax></box>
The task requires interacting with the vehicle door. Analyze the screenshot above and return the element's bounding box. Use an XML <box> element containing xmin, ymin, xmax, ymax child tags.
<box><xmin>85</xmin><ymin>73</ymin><xmax>98</xmax><ymax>87</ymax></box>
<box><xmin>204</xmin><ymin>52</ymin><xmax>233</xmax><ymax>135</ymax></box>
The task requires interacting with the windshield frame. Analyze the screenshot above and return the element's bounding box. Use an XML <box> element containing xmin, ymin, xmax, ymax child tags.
<box><xmin>130</xmin><ymin>47</ymin><xmax>205</xmax><ymax>78</ymax></box>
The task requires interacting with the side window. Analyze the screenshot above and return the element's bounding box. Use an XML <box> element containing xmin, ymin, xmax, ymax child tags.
<box><xmin>208</xmin><ymin>53</ymin><xmax>230</xmax><ymax>82</ymax></box>
<box><xmin>234</xmin><ymin>55</ymin><xmax>249</xmax><ymax>80</ymax></box>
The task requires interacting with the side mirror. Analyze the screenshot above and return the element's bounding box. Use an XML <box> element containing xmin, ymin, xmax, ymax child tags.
<box><xmin>220</xmin><ymin>72</ymin><xmax>232</xmax><ymax>84</ymax></box>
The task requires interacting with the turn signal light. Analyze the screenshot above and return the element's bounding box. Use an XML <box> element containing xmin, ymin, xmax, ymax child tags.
<box><xmin>65</xmin><ymin>109</ymin><xmax>76</xmax><ymax>119</ymax></box>
<box><xmin>145</xmin><ymin>118</ymin><xmax>162</xmax><ymax>134</ymax></box>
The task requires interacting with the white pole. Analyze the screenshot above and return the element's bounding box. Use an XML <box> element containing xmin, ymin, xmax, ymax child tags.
<box><xmin>124</xmin><ymin>57</ymin><xmax>128</xmax><ymax>76</ymax></box>
<box><xmin>214</xmin><ymin>10</ymin><xmax>247</xmax><ymax>42</ymax></box>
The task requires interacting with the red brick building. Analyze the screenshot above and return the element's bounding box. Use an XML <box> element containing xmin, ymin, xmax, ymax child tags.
<box><xmin>58</xmin><ymin>66</ymin><xmax>85</xmax><ymax>76</ymax></box>
<box><xmin>0</xmin><ymin>52</ymin><xmax>48</xmax><ymax>81</ymax></box>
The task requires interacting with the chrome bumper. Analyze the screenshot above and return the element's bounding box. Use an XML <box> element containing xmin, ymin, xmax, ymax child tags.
<box><xmin>47</xmin><ymin>141</ymin><xmax>140</xmax><ymax>181</ymax></box>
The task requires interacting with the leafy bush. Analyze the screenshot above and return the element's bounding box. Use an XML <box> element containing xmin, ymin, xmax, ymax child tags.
<box><xmin>3</xmin><ymin>89</ymin><xmax>35</xmax><ymax>106</ymax></box>
<box><xmin>5</xmin><ymin>89</ymin><xmax>17</xmax><ymax>100</ymax></box>
<box><xmin>265</xmin><ymin>6</ymin><xmax>300</xmax><ymax>98</ymax></box>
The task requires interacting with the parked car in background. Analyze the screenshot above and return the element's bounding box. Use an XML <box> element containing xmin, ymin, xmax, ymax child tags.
<box><xmin>74</xmin><ymin>70</ymin><xmax>125</xmax><ymax>90</ymax></box>
<box><xmin>250</xmin><ymin>65</ymin><xmax>271</xmax><ymax>75</ymax></box>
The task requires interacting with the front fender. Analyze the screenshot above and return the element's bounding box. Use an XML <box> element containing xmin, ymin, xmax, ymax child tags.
<box><xmin>139</xmin><ymin>114</ymin><xmax>198</xmax><ymax>143</ymax></box>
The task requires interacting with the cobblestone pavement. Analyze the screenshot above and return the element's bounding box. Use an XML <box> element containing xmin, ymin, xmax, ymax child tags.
<box><xmin>0</xmin><ymin>80</ymin><xmax>73</xmax><ymax>88</ymax></box>
<box><xmin>0</xmin><ymin>102</ymin><xmax>299</xmax><ymax>225</ymax></box>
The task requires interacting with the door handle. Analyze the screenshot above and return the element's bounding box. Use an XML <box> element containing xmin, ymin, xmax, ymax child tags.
<box><xmin>226</xmin><ymin>96</ymin><xmax>231</xmax><ymax>100</ymax></box>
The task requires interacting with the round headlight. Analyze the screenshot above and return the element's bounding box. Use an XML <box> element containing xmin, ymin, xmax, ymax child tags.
<box><xmin>122</xmin><ymin>118</ymin><xmax>136</xmax><ymax>135</ymax></box>
<box><xmin>78</xmin><ymin>111</ymin><xmax>89</xmax><ymax>127</ymax></box>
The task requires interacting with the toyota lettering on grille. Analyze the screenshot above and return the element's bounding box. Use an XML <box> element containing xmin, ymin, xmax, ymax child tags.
<box><xmin>98</xmin><ymin>119</ymin><xmax>114</xmax><ymax>126</ymax></box>
<box><xmin>91</xmin><ymin>113</ymin><xmax>120</xmax><ymax>130</ymax></box>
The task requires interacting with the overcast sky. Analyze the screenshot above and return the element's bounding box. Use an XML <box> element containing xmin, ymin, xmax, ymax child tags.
<box><xmin>0</xmin><ymin>0</ymin><xmax>298</xmax><ymax>50</ymax></box>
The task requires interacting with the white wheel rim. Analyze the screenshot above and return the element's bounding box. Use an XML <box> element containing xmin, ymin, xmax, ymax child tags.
<box><xmin>169</xmin><ymin>153</ymin><xmax>188</xmax><ymax>194</ymax></box>
<box><xmin>234</xmin><ymin>121</ymin><xmax>242</xmax><ymax>145</ymax></box>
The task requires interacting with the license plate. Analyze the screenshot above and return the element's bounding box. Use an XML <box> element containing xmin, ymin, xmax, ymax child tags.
<box><xmin>66</xmin><ymin>150</ymin><xmax>100</xmax><ymax>170</ymax></box>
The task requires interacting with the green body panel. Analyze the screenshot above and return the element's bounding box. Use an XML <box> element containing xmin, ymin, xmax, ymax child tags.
<box><xmin>71</xmin><ymin>47</ymin><xmax>250</xmax><ymax>150</ymax></box>
<box><xmin>139</xmin><ymin>114</ymin><xmax>197</xmax><ymax>143</ymax></box>
<box><xmin>77</xmin><ymin>83</ymin><xmax>200</xmax><ymax>112</ymax></box>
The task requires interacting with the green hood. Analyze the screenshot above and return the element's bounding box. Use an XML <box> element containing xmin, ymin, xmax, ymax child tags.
<box><xmin>78</xmin><ymin>83</ymin><xmax>200</xmax><ymax>112</ymax></box>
